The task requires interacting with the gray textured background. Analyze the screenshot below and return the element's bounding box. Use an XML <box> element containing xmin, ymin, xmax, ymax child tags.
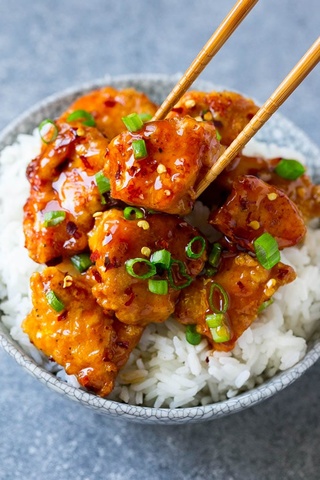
<box><xmin>0</xmin><ymin>1</ymin><xmax>319</xmax><ymax>479</ymax></box>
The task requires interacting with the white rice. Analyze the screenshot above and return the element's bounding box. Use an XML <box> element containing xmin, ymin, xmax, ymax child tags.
<box><xmin>1</xmin><ymin>131</ymin><xmax>320</xmax><ymax>408</ymax></box>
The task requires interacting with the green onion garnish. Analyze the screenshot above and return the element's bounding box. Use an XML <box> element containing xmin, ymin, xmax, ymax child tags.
<box><xmin>122</xmin><ymin>113</ymin><xmax>144</xmax><ymax>132</ymax></box>
<box><xmin>253</xmin><ymin>233</ymin><xmax>280</xmax><ymax>270</ymax></box>
<box><xmin>206</xmin><ymin>313</ymin><xmax>225</xmax><ymax>328</ymax></box>
<box><xmin>43</xmin><ymin>210</ymin><xmax>66</xmax><ymax>227</ymax></box>
<box><xmin>138</xmin><ymin>113</ymin><xmax>153</xmax><ymax>123</ymax></box>
<box><xmin>70</xmin><ymin>253</ymin><xmax>93</xmax><ymax>273</ymax></box>
<box><xmin>216</xmin><ymin>130</ymin><xmax>222</xmax><ymax>142</ymax></box>
<box><xmin>208</xmin><ymin>243</ymin><xmax>222</xmax><ymax>268</ymax></box>
<box><xmin>168</xmin><ymin>259</ymin><xmax>193</xmax><ymax>290</ymax></box>
<box><xmin>38</xmin><ymin>119</ymin><xmax>58</xmax><ymax>144</ymax></box>
<box><xmin>274</xmin><ymin>158</ymin><xmax>305</xmax><ymax>180</ymax></box>
<box><xmin>150</xmin><ymin>249</ymin><xmax>171</xmax><ymax>270</ymax></box>
<box><xmin>125</xmin><ymin>258</ymin><xmax>156</xmax><ymax>279</ymax></box>
<box><xmin>208</xmin><ymin>282</ymin><xmax>229</xmax><ymax>314</ymax></box>
<box><xmin>186</xmin><ymin>236</ymin><xmax>206</xmax><ymax>259</ymax></box>
<box><xmin>67</xmin><ymin>109</ymin><xmax>96</xmax><ymax>127</ymax></box>
<box><xmin>148</xmin><ymin>279</ymin><xmax>168</xmax><ymax>295</ymax></box>
<box><xmin>210</xmin><ymin>324</ymin><xmax>231</xmax><ymax>343</ymax></box>
<box><xmin>95</xmin><ymin>171</ymin><xmax>111</xmax><ymax>194</ymax></box>
<box><xmin>123</xmin><ymin>207</ymin><xmax>144</xmax><ymax>220</ymax></box>
<box><xmin>45</xmin><ymin>290</ymin><xmax>65</xmax><ymax>312</ymax></box>
<box><xmin>185</xmin><ymin>325</ymin><xmax>202</xmax><ymax>346</ymax></box>
<box><xmin>258</xmin><ymin>298</ymin><xmax>274</xmax><ymax>313</ymax></box>
<box><xmin>132</xmin><ymin>139</ymin><xmax>148</xmax><ymax>159</ymax></box>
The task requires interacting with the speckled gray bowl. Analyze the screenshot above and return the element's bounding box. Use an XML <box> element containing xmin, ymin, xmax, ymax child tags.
<box><xmin>1</xmin><ymin>74</ymin><xmax>320</xmax><ymax>424</ymax></box>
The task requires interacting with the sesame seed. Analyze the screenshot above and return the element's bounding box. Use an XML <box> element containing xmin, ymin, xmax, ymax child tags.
<box><xmin>203</xmin><ymin>111</ymin><xmax>213</xmax><ymax>121</ymax></box>
<box><xmin>93</xmin><ymin>211</ymin><xmax>103</xmax><ymax>218</ymax></box>
<box><xmin>185</xmin><ymin>99</ymin><xmax>196</xmax><ymax>108</ymax></box>
<box><xmin>194</xmin><ymin>116</ymin><xmax>203</xmax><ymax>122</ymax></box>
<box><xmin>157</xmin><ymin>164</ymin><xmax>167</xmax><ymax>174</ymax></box>
<box><xmin>164</xmin><ymin>190</ymin><xmax>171</xmax><ymax>196</ymax></box>
<box><xmin>141</xmin><ymin>246</ymin><xmax>151</xmax><ymax>257</ymax></box>
<box><xmin>248</xmin><ymin>220</ymin><xmax>260</xmax><ymax>230</ymax></box>
<box><xmin>63</xmin><ymin>275</ymin><xmax>73</xmax><ymax>288</ymax></box>
<box><xmin>76</xmin><ymin>127</ymin><xmax>85</xmax><ymax>136</ymax></box>
<box><xmin>266</xmin><ymin>278</ymin><xmax>276</xmax><ymax>288</ymax></box>
<box><xmin>137</xmin><ymin>220</ymin><xmax>150</xmax><ymax>230</ymax></box>
<box><xmin>267</xmin><ymin>193</ymin><xmax>278</xmax><ymax>201</ymax></box>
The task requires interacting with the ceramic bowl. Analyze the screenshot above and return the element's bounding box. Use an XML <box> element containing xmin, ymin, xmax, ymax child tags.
<box><xmin>0</xmin><ymin>74</ymin><xmax>319</xmax><ymax>424</ymax></box>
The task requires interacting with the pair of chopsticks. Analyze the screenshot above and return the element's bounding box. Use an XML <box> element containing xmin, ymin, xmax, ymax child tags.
<box><xmin>152</xmin><ymin>0</ymin><xmax>320</xmax><ymax>197</ymax></box>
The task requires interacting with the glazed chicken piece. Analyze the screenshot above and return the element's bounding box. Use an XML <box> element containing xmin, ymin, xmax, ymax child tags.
<box><xmin>23</xmin><ymin>266</ymin><xmax>144</xmax><ymax>397</ymax></box>
<box><xmin>210</xmin><ymin>175</ymin><xmax>307</xmax><ymax>251</ymax></box>
<box><xmin>167</xmin><ymin>90</ymin><xmax>259</xmax><ymax>146</ymax></box>
<box><xmin>174</xmin><ymin>252</ymin><xmax>296</xmax><ymax>351</ymax></box>
<box><xmin>60</xmin><ymin>87</ymin><xmax>158</xmax><ymax>140</ymax></box>
<box><xmin>105</xmin><ymin>116</ymin><xmax>222</xmax><ymax>215</ymax></box>
<box><xmin>201</xmin><ymin>153</ymin><xmax>320</xmax><ymax>221</ymax></box>
<box><xmin>88</xmin><ymin>208</ymin><xmax>207</xmax><ymax>326</ymax></box>
<box><xmin>23</xmin><ymin>122</ymin><xmax>110</xmax><ymax>264</ymax></box>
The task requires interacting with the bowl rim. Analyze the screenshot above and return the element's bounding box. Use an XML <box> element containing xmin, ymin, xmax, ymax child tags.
<box><xmin>1</xmin><ymin>73</ymin><xmax>320</xmax><ymax>424</ymax></box>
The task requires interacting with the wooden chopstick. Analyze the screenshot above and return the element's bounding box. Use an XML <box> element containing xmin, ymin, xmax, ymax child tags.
<box><xmin>195</xmin><ymin>36</ymin><xmax>320</xmax><ymax>197</ymax></box>
<box><xmin>152</xmin><ymin>0</ymin><xmax>259</xmax><ymax>121</ymax></box>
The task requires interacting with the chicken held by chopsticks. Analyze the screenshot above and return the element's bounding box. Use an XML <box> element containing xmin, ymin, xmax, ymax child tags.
<box><xmin>104</xmin><ymin>115</ymin><xmax>223</xmax><ymax>215</ymax></box>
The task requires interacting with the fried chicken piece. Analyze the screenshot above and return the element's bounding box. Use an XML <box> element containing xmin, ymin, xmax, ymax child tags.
<box><xmin>167</xmin><ymin>90</ymin><xmax>259</xmax><ymax>146</ymax></box>
<box><xmin>23</xmin><ymin>266</ymin><xmax>144</xmax><ymax>397</ymax></box>
<box><xmin>23</xmin><ymin>122</ymin><xmax>110</xmax><ymax>264</ymax></box>
<box><xmin>105</xmin><ymin>116</ymin><xmax>222</xmax><ymax>215</ymax></box>
<box><xmin>60</xmin><ymin>87</ymin><xmax>158</xmax><ymax>140</ymax></box>
<box><xmin>209</xmin><ymin>175</ymin><xmax>307</xmax><ymax>250</ymax></box>
<box><xmin>201</xmin><ymin>153</ymin><xmax>320</xmax><ymax>222</ymax></box>
<box><xmin>88</xmin><ymin>208</ymin><xmax>207</xmax><ymax>326</ymax></box>
<box><xmin>174</xmin><ymin>253</ymin><xmax>296</xmax><ymax>351</ymax></box>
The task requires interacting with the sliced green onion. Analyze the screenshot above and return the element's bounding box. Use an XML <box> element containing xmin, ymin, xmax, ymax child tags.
<box><xmin>274</xmin><ymin>158</ymin><xmax>305</xmax><ymax>180</ymax></box>
<box><xmin>148</xmin><ymin>279</ymin><xmax>168</xmax><ymax>295</ymax></box>
<box><xmin>168</xmin><ymin>259</ymin><xmax>193</xmax><ymax>290</ymax></box>
<box><xmin>208</xmin><ymin>282</ymin><xmax>229</xmax><ymax>314</ymax></box>
<box><xmin>125</xmin><ymin>258</ymin><xmax>156</xmax><ymax>279</ymax></box>
<box><xmin>67</xmin><ymin>109</ymin><xmax>96</xmax><ymax>127</ymax></box>
<box><xmin>122</xmin><ymin>112</ymin><xmax>144</xmax><ymax>132</ymax></box>
<box><xmin>70</xmin><ymin>253</ymin><xmax>93</xmax><ymax>273</ymax></box>
<box><xmin>253</xmin><ymin>233</ymin><xmax>280</xmax><ymax>270</ymax></box>
<box><xmin>215</xmin><ymin>130</ymin><xmax>222</xmax><ymax>142</ymax></box>
<box><xmin>43</xmin><ymin>210</ymin><xmax>66</xmax><ymax>227</ymax></box>
<box><xmin>150</xmin><ymin>249</ymin><xmax>171</xmax><ymax>270</ymax></box>
<box><xmin>95</xmin><ymin>170</ymin><xmax>110</xmax><ymax>195</ymax></box>
<box><xmin>186</xmin><ymin>236</ymin><xmax>206</xmax><ymax>259</ymax></box>
<box><xmin>132</xmin><ymin>139</ymin><xmax>148</xmax><ymax>159</ymax></box>
<box><xmin>258</xmin><ymin>297</ymin><xmax>274</xmax><ymax>313</ymax></box>
<box><xmin>208</xmin><ymin>243</ymin><xmax>222</xmax><ymax>268</ymax></box>
<box><xmin>185</xmin><ymin>325</ymin><xmax>202</xmax><ymax>346</ymax></box>
<box><xmin>210</xmin><ymin>324</ymin><xmax>231</xmax><ymax>343</ymax></box>
<box><xmin>123</xmin><ymin>207</ymin><xmax>144</xmax><ymax>220</ymax></box>
<box><xmin>45</xmin><ymin>290</ymin><xmax>65</xmax><ymax>312</ymax></box>
<box><xmin>204</xmin><ymin>266</ymin><xmax>218</xmax><ymax>277</ymax></box>
<box><xmin>206</xmin><ymin>313</ymin><xmax>225</xmax><ymax>328</ymax></box>
<box><xmin>38</xmin><ymin>119</ymin><xmax>58</xmax><ymax>144</ymax></box>
<box><xmin>138</xmin><ymin>113</ymin><xmax>153</xmax><ymax>123</ymax></box>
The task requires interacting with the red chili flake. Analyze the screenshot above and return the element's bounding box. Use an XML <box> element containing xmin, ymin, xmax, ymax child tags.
<box><xmin>171</xmin><ymin>107</ymin><xmax>184</xmax><ymax>114</ymax></box>
<box><xmin>91</xmin><ymin>268</ymin><xmax>102</xmax><ymax>283</ymax></box>
<box><xmin>116</xmin><ymin>340</ymin><xmax>129</xmax><ymax>349</ymax></box>
<box><xmin>90</xmin><ymin>251</ymin><xmax>100</xmax><ymax>262</ymax></box>
<box><xmin>115</xmin><ymin>164</ymin><xmax>122</xmax><ymax>180</ymax></box>
<box><xmin>104</xmin><ymin>256</ymin><xmax>111</xmax><ymax>269</ymax></box>
<box><xmin>80</xmin><ymin>155</ymin><xmax>92</xmax><ymax>170</ymax></box>
<box><xmin>66</xmin><ymin>221</ymin><xmax>78</xmax><ymax>236</ymax></box>
<box><xmin>213</xmin><ymin>119</ymin><xmax>223</xmax><ymax>129</ymax></box>
<box><xmin>57</xmin><ymin>310</ymin><xmax>68</xmax><ymax>321</ymax></box>
<box><xmin>124</xmin><ymin>286</ymin><xmax>135</xmax><ymax>306</ymax></box>
<box><xmin>155</xmin><ymin>239</ymin><xmax>169</xmax><ymax>250</ymax></box>
<box><xmin>102</xmin><ymin>349</ymin><xmax>112</xmax><ymax>362</ymax></box>
<box><xmin>104</xmin><ymin>99</ymin><xmax>117</xmax><ymax>108</ymax></box>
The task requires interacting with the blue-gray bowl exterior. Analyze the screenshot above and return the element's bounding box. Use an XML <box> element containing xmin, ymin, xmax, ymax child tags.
<box><xmin>0</xmin><ymin>74</ymin><xmax>319</xmax><ymax>424</ymax></box>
